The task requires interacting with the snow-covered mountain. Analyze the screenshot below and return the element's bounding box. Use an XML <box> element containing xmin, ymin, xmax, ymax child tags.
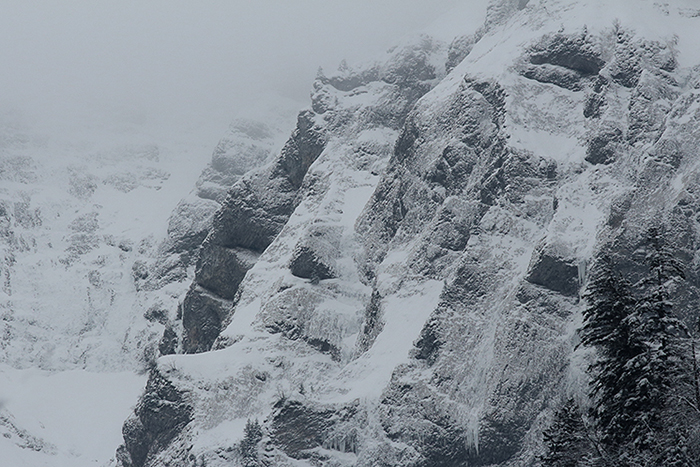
<box><xmin>5</xmin><ymin>0</ymin><xmax>700</xmax><ymax>465</ymax></box>
<box><xmin>114</xmin><ymin>1</ymin><xmax>700</xmax><ymax>466</ymax></box>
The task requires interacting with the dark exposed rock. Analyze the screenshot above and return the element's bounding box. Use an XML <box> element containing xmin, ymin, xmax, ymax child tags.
<box><xmin>158</xmin><ymin>325</ymin><xmax>178</xmax><ymax>356</ymax></box>
<box><xmin>380</xmin><ymin>373</ymin><xmax>469</xmax><ymax>467</ymax></box>
<box><xmin>181</xmin><ymin>285</ymin><xmax>232</xmax><ymax>354</ymax></box>
<box><xmin>172</xmin><ymin>110</ymin><xmax>329</xmax><ymax>355</ymax></box>
<box><xmin>120</xmin><ymin>415</ymin><xmax>149</xmax><ymax>467</ymax></box>
<box><xmin>260</xmin><ymin>285</ymin><xmax>345</xmax><ymax>360</ymax></box>
<box><xmin>271</xmin><ymin>110</ymin><xmax>327</xmax><ymax>191</ymax></box>
<box><xmin>118</xmin><ymin>369</ymin><xmax>192</xmax><ymax>467</ymax></box>
<box><xmin>583</xmin><ymin>87</ymin><xmax>606</xmax><ymax>118</ymax></box>
<box><xmin>525</xmin><ymin>245</ymin><xmax>580</xmax><ymax>296</ymax></box>
<box><xmin>413</xmin><ymin>316</ymin><xmax>442</xmax><ymax>365</ymax></box>
<box><xmin>143</xmin><ymin>117</ymin><xmax>285</xmax><ymax>294</ymax></box>
<box><xmin>585</xmin><ymin>126</ymin><xmax>623</xmax><ymax>165</ymax></box>
<box><xmin>195</xmin><ymin>244</ymin><xmax>256</xmax><ymax>299</ymax></box>
<box><xmin>474</xmin><ymin>411</ymin><xmax>531</xmax><ymax>465</ymax></box>
<box><xmin>132</xmin><ymin>260</ymin><xmax>149</xmax><ymax>281</ymax></box>
<box><xmin>607</xmin><ymin>194</ymin><xmax>632</xmax><ymax>229</ymax></box>
<box><xmin>288</xmin><ymin>225</ymin><xmax>340</xmax><ymax>281</ymax></box>
<box><xmin>311</xmin><ymin>77</ymin><xmax>336</xmax><ymax>114</ymax></box>
<box><xmin>528</xmin><ymin>32</ymin><xmax>605</xmax><ymax>76</ymax></box>
<box><xmin>306</xmin><ymin>338</ymin><xmax>341</xmax><ymax>361</ymax></box>
<box><xmin>210</xmin><ymin>176</ymin><xmax>299</xmax><ymax>252</ymax></box>
<box><xmin>521</xmin><ymin>63</ymin><xmax>585</xmax><ymax>91</ymax></box>
<box><xmin>143</xmin><ymin>304</ymin><xmax>168</xmax><ymax>325</ymax></box>
<box><xmin>209</xmin><ymin>112</ymin><xmax>326</xmax><ymax>253</ymax></box>
<box><xmin>442</xmin><ymin>260</ymin><xmax>494</xmax><ymax>304</ymax></box>
<box><xmin>271</xmin><ymin>399</ymin><xmax>357</xmax><ymax>459</ymax></box>
<box><xmin>356</xmin><ymin>290</ymin><xmax>384</xmax><ymax>353</ymax></box>
<box><xmin>289</xmin><ymin>245</ymin><xmax>335</xmax><ymax>281</ymax></box>
<box><xmin>355</xmin><ymin>173</ymin><xmax>411</xmax><ymax>269</ymax></box>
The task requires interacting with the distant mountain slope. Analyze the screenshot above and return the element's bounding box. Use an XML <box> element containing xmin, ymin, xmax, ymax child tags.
<box><xmin>0</xmin><ymin>101</ymin><xmax>297</xmax><ymax>465</ymax></box>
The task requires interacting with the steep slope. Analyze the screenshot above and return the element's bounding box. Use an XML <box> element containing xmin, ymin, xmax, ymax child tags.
<box><xmin>116</xmin><ymin>1</ymin><xmax>700</xmax><ymax>466</ymax></box>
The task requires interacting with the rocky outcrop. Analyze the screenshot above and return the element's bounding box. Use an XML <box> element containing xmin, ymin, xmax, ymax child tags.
<box><xmin>207</xmin><ymin>110</ymin><xmax>327</xmax><ymax>253</ymax></box>
<box><xmin>176</xmin><ymin>36</ymin><xmax>449</xmax><ymax>355</ymax></box>
<box><xmin>585</xmin><ymin>125</ymin><xmax>623</xmax><ymax>164</ymax></box>
<box><xmin>116</xmin><ymin>369</ymin><xmax>192</xmax><ymax>467</ymax></box>
<box><xmin>271</xmin><ymin>399</ymin><xmax>358</xmax><ymax>459</ymax></box>
<box><xmin>289</xmin><ymin>225</ymin><xmax>340</xmax><ymax>281</ymax></box>
<box><xmin>178</xmin><ymin>109</ymin><xmax>327</xmax><ymax>353</ymax></box>
<box><xmin>525</xmin><ymin>243</ymin><xmax>581</xmax><ymax>296</ymax></box>
<box><xmin>141</xmin><ymin>118</ymin><xmax>289</xmax><ymax>293</ymax></box>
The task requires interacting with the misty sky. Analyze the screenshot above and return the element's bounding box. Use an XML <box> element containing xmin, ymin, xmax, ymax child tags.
<box><xmin>0</xmin><ymin>1</ymin><xmax>465</xmax><ymax>141</ymax></box>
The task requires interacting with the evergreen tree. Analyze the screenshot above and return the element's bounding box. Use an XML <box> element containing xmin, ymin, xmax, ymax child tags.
<box><xmin>579</xmin><ymin>229</ymin><xmax>698</xmax><ymax>466</ymax></box>
<box><xmin>240</xmin><ymin>418</ymin><xmax>264</xmax><ymax>467</ymax></box>
<box><xmin>580</xmin><ymin>254</ymin><xmax>634</xmax><ymax>354</ymax></box>
<box><xmin>579</xmin><ymin>253</ymin><xmax>638</xmax><ymax>447</ymax></box>
<box><xmin>623</xmin><ymin>228</ymin><xmax>687</xmax><ymax>454</ymax></box>
<box><xmin>541</xmin><ymin>399</ymin><xmax>596</xmax><ymax>467</ymax></box>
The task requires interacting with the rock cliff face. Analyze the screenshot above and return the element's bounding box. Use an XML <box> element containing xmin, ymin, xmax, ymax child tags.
<box><xmin>116</xmin><ymin>1</ymin><xmax>700</xmax><ymax>466</ymax></box>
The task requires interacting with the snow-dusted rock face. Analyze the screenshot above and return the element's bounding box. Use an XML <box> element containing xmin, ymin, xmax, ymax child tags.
<box><xmin>141</xmin><ymin>118</ymin><xmax>293</xmax><ymax>292</ymax></box>
<box><xmin>0</xmin><ymin>123</ymin><xmax>172</xmax><ymax>372</ymax></box>
<box><xmin>167</xmin><ymin>37</ymin><xmax>450</xmax><ymax>356</ymax></box>
<box><xmin>116</xmin><ymin>1</ymin><xmax>700</xmax><ymax>466</ymax></box>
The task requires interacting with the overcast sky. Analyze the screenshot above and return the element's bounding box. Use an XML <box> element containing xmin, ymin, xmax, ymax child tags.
<box><xmin>0</xmin><ymin>1</ymin><xmax>465</xmax><ymax>141</ymax></box>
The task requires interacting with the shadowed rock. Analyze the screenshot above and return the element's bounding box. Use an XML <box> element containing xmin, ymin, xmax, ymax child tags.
<box><xmin>271</xmin><ymin>399</ymin><xmax>357</xmax><ymax>459</ymax></box>
<box><xmin>181</xmin><ymin>286</ymin><xmax>232</xmax><ymax>354</ymax></box>
<box><xmin>528</xmin><ymin>32</ymin><xmax>605</xmax><ymax>76</ymax></box>
<box><xmin>195</xmin><ymin>244</ymin><xmax>257</xmax><ymax>300</ymax></box>
<box><xmin>526</xmin><ymin>246</ymin><xmax>580</xmax><ymax>296</ymax></box>
<box><xmin>289</xmin><ymin>225</ymin><xmax>340</xmax><ymax>281</ymax></box>
<box><xmin>585</xmin><ymin>126</ymin><xmax>623</xmax><ymax>165</ymax></box>
<box><xmin>117</xmin><ymin>370</ymin><xmax>192</xmax><ymax>467</ymax></box>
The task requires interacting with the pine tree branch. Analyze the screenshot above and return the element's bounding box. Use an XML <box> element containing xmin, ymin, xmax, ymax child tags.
<box><xmin>582</xmin><ymin>417</ymin><xmax>612</xmax><ymax>466</ymax></box>
<box><xmin>675</xmin><ymin>394</ymin><xmax>700</xmax><ymax>415</ymax></box>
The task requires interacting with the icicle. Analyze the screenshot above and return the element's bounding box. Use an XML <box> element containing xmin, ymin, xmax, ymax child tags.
<box><xmin>464</xmin><ymin>414</ymin><xmax>480</xmax><ymax>456</ymax></box>
<box><xmin>577</xmin><ymin>259</ymin><xmax>588</xmax><ymax>294</ymax></box>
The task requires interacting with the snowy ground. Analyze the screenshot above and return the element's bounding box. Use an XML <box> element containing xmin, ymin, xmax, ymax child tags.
<box><xmin>0</xmin><ymin>364</ymin><xmax>145</xmax><ymax>467</ymax></box>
